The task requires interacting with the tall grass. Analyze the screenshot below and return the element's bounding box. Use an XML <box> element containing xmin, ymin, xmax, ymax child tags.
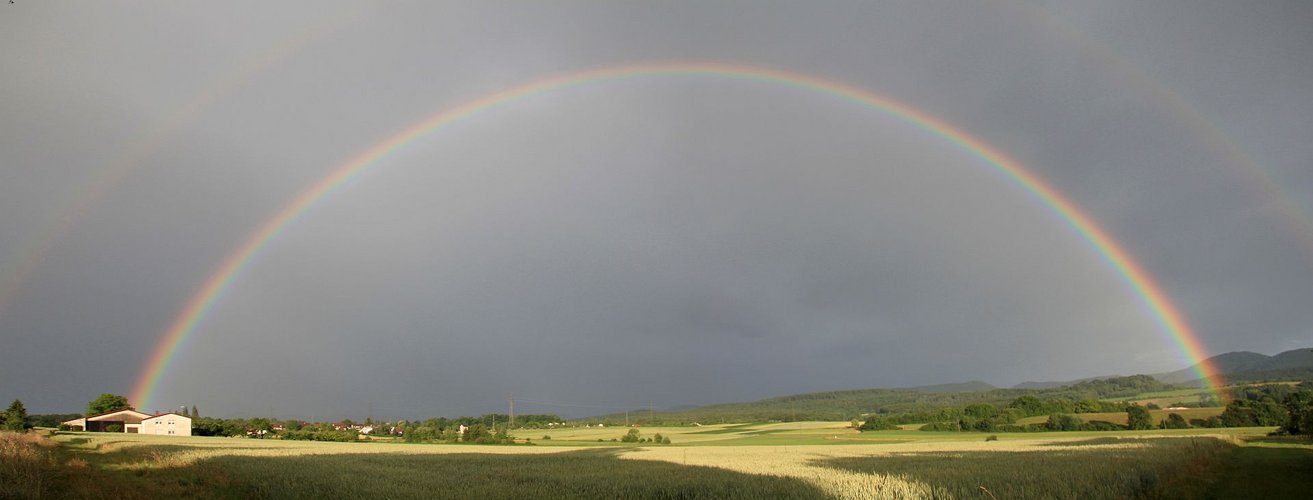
<box><xmin>819</xmin><ymin>437</ymin><xmax>1233</xmax><ymax>499</ymax></box>
<box><xmin>0</xmin><ymin>431</ymin><xmax>58</xmax><ymax>498</ymax></box>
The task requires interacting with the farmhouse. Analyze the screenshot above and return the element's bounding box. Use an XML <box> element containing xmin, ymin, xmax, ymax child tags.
<box><xmin>62</xmin><ymin>409</ymin><xmax>192</xmax><ymax>436</ymax></box>
<box><xmin>142</xmin><ymin>413</ymin><xmax>192</xmax><ymax>436</ymax></box>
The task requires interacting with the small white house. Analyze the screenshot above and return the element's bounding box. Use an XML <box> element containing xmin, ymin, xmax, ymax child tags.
<box><xmin>141</xmin><ymin>413</ymin><xmax>192</xmax><ymax>436</ymax></box>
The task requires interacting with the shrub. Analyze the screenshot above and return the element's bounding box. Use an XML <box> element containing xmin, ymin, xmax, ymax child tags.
<box><xmin>919</xmin><ymin>422</ymin><xmax>960</xmax><ymax>432</ymax></box>
<box><xmin>1161</xmin><ymin>413</ymin><xmax>1189</xmax><ymax>429</ymax></box>
<box><xmin>859</xmin><ymin>417</ymin><xmax>899</xmax><ymax>431</ymax></box>
<box><xmin>985</xmin><ymin>435</ymin><xmax>998</xmax><ymax>441</ymax></box>
<box><xmin>1126</xmin><ymin>405</ymin><xmax>1153</xmax><ymax>430</ymax></box>
<box><xmin>1083</xmin><ymin>421</ymin><xmax>1124</xmax><ymax>431</ymax></box>
<box><xmin>1045</xmin><ymin>414</ymin><xmax>1082</xmax><ymax>432</ymax></box>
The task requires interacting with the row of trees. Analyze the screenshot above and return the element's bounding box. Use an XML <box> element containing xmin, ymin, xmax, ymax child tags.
<box><xmin>1218</xmin><ymin>384</ymin><xmax>1313</xmax><ymax>434</ymax></box>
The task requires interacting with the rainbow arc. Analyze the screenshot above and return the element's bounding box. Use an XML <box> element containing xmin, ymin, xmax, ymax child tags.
<box><xmin>130</xmin><ymin>62</ymin><xmax>1221</xmax><ymax>410</ymax></box>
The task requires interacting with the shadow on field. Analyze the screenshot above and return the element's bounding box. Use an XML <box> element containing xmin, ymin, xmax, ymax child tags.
<box><xmin>817</xmin><ymin>437</ymin><xmax>1234</xmax><ymax>499</ymax></box>
<box><xmin>96</xmin><ymin>448</ymin><xmax>828</xmax><ymax>499</ymax></box>
<box><xmin>1209</xmin><ymin>443</ymin><xmax>1313</xmax><ymax>499</ymax></box>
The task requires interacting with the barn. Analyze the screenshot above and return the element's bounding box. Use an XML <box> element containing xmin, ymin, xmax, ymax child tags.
<box><xmin>61</xmin><ymin>409</ymin><xmax>151</xmax><ymax>433</ymax></box>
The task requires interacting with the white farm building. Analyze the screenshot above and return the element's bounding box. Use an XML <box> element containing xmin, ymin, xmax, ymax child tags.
<box><xmin>62</xmin><ymin>410</ymin><xmax>192</xmax><ymax>436</ymax></box>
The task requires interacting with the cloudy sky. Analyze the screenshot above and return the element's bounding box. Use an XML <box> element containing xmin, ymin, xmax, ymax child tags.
<box><xmin>2</xmin><ymin>1</ymin><xmax>1310</xmax><ymax>420</ymax></box>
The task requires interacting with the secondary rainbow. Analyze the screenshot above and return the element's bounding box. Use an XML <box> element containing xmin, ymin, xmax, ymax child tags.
<box><xmin>131</xmin><ymin>62</ymin><xmax>1222</xmax><ymax>410</ymax></box>
<box><xmin>0</xmin><ymin>5</ymin><xmax>372</xmax><ymax>319</ymax></box>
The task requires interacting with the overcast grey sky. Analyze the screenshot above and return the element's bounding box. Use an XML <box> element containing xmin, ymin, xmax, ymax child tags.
<box><xmin>2</xmin><ymin>1</ymin><xmax>1310</xmax><ymax>420</ymax></box>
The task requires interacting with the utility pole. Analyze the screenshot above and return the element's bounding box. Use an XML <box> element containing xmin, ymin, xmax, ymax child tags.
<box><xmin>648</xmin><ymin>400</ymin><xmax>653</xmax><ymax>424</ymax></box>
<box><xmin>508</xmin><ymin>394</ymin><xmax>515</xmax><ymax>428</ymax></box>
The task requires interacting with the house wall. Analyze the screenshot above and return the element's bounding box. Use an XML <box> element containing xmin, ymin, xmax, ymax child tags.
<box><xmin>142</xmin><ymin>415</ymin><xmax>192</xmax><ymax>436</ymax></box>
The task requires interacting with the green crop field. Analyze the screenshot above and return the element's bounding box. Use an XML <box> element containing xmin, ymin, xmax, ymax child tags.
<box><xmin>5</xmin><ymin>425</ymin><xmax>1308</xmax><ymax>499</ymax></box>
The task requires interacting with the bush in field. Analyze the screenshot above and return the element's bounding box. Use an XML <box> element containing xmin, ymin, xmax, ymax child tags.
<box><xmin>1126</xmin><ymin>405</ymin><xmax>1153</xmax><ymax>430</ymax></box>
<box><xmin>1278</xmin><ymin>389</ymin><xmax>1313</xmax><ymax>436</ymax></box>
<box><xmin>918</xmin><ymin>421</ymin><xmax>960</xmax><ymax>432</ymax></box>
<box><xmin>1192</xmin><ymin>416</ymin><xmax>1223</xmax><ymax>428</ymax></box>
<box><xmin>1045</xmin><ymin>414</ymin><xmax>1083</xmax><ymax>431</ymax></box>
<box><xmin>464</xmin><ymin>424</ymin><xmax>490</xmax><ymax>442</ymax></box>
<box><xmin>621</xmin><ymin>428</ymin><xmax>641</xmax><ymax>443</ymax></box>
<box><xmin>859</xmin><ymin>416</ymin><xmax>898</xmax><ymax>431</ymax></box>
<box><xmin>1219</xmin><ymin>398</ymin><xmax>1287</xmax><ymax>427</ymax></box>
<box><xmin>1161</xmin><ymin>413</ymin><xmax>1190</xmax><ymax>429</ymax></box>
<box><xmin>1083</xmin><ymin>421</ymin><xmax>1124</xmax><ymax>431</ymax></box>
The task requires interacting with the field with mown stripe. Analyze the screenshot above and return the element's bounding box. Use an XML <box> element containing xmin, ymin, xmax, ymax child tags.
<box><xmin>4</xmin><ymin>425</ymin><xmax>1305</xmax><ymax>499</ymax></box>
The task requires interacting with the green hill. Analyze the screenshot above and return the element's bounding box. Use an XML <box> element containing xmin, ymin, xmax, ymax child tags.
<box><xmin>1156</xmin><ymin>348</ymin><xmax>1313</xmax><ymax>386</ymax></box>
<box><xmin>581</xmin><ymin>375</ymin><xmax>1178</xmax><ymax>425</ymax></box>
<box><xmin>576</xmin><ymin>348</ymin><xmax>1313</xmax><ymax>425</ymax></box>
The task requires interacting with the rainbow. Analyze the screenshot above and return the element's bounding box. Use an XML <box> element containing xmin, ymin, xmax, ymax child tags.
<box><xmin>130</xmin><ymin>62</ymin><xmax>1222</xmax><ymax>410</ymax></box>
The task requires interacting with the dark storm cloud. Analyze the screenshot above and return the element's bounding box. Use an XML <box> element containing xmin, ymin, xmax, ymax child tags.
<box><xmin>1</xmin><ymin>1</ymin><xmax>1309</xmax><ymax>418</ymax></box>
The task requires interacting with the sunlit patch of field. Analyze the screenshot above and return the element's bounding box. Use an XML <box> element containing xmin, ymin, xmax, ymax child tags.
<box><xmin>517</xmin><ymin>424</ymin><xmax>753</xmax><ymax>444</ymax></box>
<box><xmin>517</xmin><ymin>421</ymin><xmax>857</xmax><ymax>445</ymax></box>
<box><xmin>620</xmin><ymin>435</ymin><xmax>1230</xmax><ymax>499</ymax></box>
<box><xmin>53</xmin><ymin>431</ymin><xmax>576</xmax><ymax>470</ymax></box>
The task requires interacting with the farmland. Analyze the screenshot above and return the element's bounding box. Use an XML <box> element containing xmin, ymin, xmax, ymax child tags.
<box><xmin>5</xmin><ymin>424</ymin><xmax>1309</xmax><ymax>498</ymax></box>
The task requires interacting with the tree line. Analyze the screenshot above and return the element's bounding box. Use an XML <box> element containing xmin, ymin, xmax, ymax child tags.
<box><xmin>857</xmin><ymin>382</ymin><xmax>1313</xmax><ymax>435</ymax></box>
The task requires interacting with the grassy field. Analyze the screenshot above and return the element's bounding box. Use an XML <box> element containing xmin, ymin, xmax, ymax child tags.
<box><xmin>3</xmin><ymin>425</ymin><xmax>1306</xmax><ymax>498</ymax></box>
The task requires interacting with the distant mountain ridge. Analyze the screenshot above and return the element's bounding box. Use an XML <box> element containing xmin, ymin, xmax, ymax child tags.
<box><xmin>1008</xmin><ymin>348</ymin><xmax>1313</xmax><ymax>389</ymax></box>
<box><xmin>1012</xmin><ymin>375</ymin><xmax>1122</xmax><ymax>390</ymax></box>
<box><xmin>581</xmin><ymin>347</ymin><xmax>1312</xmax><ymax>422</ymax></box>
<box><xmin>1154</xmin><ymin>348</ymin><xmax>1313</xmax><ymax>385</ymax></box>
<box><xmin>898</xmin><ymin>381</ymin><xmax>997</xmax><ymax>393</ymax></box>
